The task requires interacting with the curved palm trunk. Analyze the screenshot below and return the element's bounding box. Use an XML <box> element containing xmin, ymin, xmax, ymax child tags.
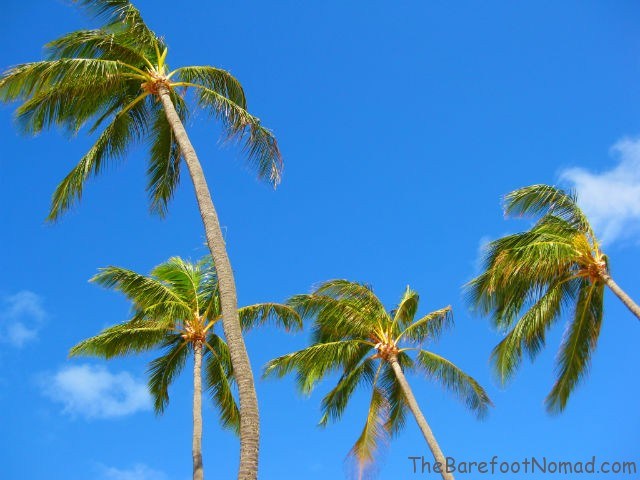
<box><xmin>193</xmin><ymin>342</ymin><xmax>204</xmax><ymax>480</ymax></box>
<box><xmin>158</xmin><ymin>84</ymin><xmax>260</xmax><ymax>480</ymax></box>
<box><xmin>388</xmin><ymin>355</ymin><xmax>454</xmax><ymax>480</ymax></box>
<box><xmin>601</xmin><ymin>274</ymin><xmax>640</xmax><ymax>321</ymax></box>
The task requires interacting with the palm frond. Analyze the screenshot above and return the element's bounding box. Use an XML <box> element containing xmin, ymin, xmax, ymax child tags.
<box><xmin>204</xmin><ymin>334</ymin><xmax>240</xmax><ymax>433</ymax></box>
<box><xmin>180</xmin><ymin>82</ymin><xmax>282</xmax><ymax>186</ymax></box>
<box><xmin>289</xmin><ymin>294</ymin><xmax>376</xmax><ymax>342</ymax></box>
<box><xmin>90</xmin><ymin>265</ymin><xmax>190</xmax><ymax>313</ymax></box>
<box><xmin>504</xmin><ymin>184</ymin><xmax>592</xmax><ymax>233</ymax></box>
<box><xmin>416</xmin><ymin>350</ymin><xmax>492</xmax><ymax>418</ymax></box>
<box><xmin>263</xmin><ymin>340</ymin><xmax>370</xmax><ymax>394</ymax></box>
<box><xmin>147</xmin><ymin>334</ymin><xmax>189</xmax><ymax>414</ymax></box>
<box><xmin>397</xmin><ymin>306</ymin><xmax>453</xmax><ymax>344</ymax></box>
<box><xmin>47</xmin><ymin>94</ymin><xmax>154</xmax><ymax>221</ymax></box>
<box><xmin>146</xmin><ymin>107</ymin><xmax>181</xmax><ymax>217</ymax></box>
<box><xmin>318</xmin><ymin>357</ymin><xmax>377</xmax><ymax>427</ymax></box>
<box><xmin>238</xmin><ymin>303</ymin><xmax>302</xmax><ymax>332</ymax></box>
<box><xmin>14</xmin><ymin>75</ymin><xmax>130</xmax><ymax>135</ymax></box>
<box><xmin>74</xmin><ymin>0</ymin><xmax>163</xmax><ymax>54</ymax></box>
<box><xmin>466</xmin><ymin>225</ymin><xmax>578</xmax><ymax>329</ymax></box>
<box><xmin>390</xmin><ymin>286</ymin><xmax>419</xmax><ymax>334</ymax></box>
<box><xmin>174</xmin><ymin>66</ymin><xmax>246</xmax><ymax>108</ymax></box>
<box><xmin>545</xmin><ymin>279</ymin><xmax>604</xmax><ymax>413</ymax></box>
<box><xmin>70</xmin><ymin>320</ymin><xmax>168</xmax><ymax>359</ymax></box>
<box><xmin>348</xmin><ymin>364</ymin><xmax>389</xmax><ymax>478</ymax></box>
<box><xmin>491</xmin><ymin>278</ymin><xmax>578</xmax><ymax>383</ymax></box>
<box><xmin>0</xmin><ymin>58</ymin><xmax>134</xmax><ymax>103</ymax></box>
<box><xmin>380</xmin><ymin>359</ymin><xmax>410</xmax><ymax>436</ymax></box>
<box><xmin>150</xmin><ymin>257</ymin><xmax>205</xmax><ymax>311</ymax></box>
<box><xmin>45</xmin><ymin>29</ymin><xmax>151</xmax><ymax>67</ymax></box>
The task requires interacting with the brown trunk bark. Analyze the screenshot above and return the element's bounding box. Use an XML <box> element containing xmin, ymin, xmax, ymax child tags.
<box><xmin>158</xmin><ymin>84</ymin><xmax>260</xmax><ymax>480</ymax></box>
<box><xmin>602</xmin><ymin>273</ymin><xmax>640</xmax><ymax>321</ymax></box>
<box><xmin>388</xmin><ymin>355</ymin><xmax>454</xmax><ymax>480</ymax></box>
<box><xmin>193</xmin><ymin>342</ymin><xmax>204</xmax><ymax>480</ymax></box>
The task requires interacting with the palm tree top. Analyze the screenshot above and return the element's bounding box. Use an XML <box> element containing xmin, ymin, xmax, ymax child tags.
<box><xmin>0</xmin><ymin>0</ymin><xmax>283</xmax><ymax>221</ymax></box>
<box><xmin>466</xmin><ymin>183</ymin><xmax>619</xmax><ymax>413</ymax></box>
<box><xmin>71</xmin><ymin>256</ymin><xmax>301</xmax><ymax>419</ymax></box>
<box><xmin>266</xmin><ymin>279</ymin><xmax>491</xmax><ymax>474</ymax></box>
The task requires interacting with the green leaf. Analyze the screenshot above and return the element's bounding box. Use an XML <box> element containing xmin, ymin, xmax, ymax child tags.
<box><xmin>318</xmin><ymin>358</ymin><xmax>377</xmax><ymax>427</ymax></box>
<box><xmin>263</xmin><ymin>339</ymin><xmax>370</xmax><ymax>394</ymax></box>
<box><xmin>204</xmin><ymin>334</ymin><xmax>240</xmax><ymax>433</ymax></box>
<box><xmin>398</xmin><ymin>306</ymin><xmax>453</xmax><ymax>344</ymax></box>
<box><xmin>238</xmin><ymin>303</ymin><xmax>302</xmax><ymax>332</ymax></box>
<box><xmin>504</xmin><ymin>184</ymin><xmax>592</xmax><ymax>233</ymax></box>
<box><xmin>70</xmin><ymin>320</ymin><xmax>168</xmax><ymax>359</ymax></box>
<box><xmin>545</xmin><ymin>279</ymin><xmax>604</xmax><ymax>413</ymax></box>
<box><xmin>417</xmin><ymin>350</ymin><xmax>492</xmax><ymax>418</ymax></box>
<box><xmin>147</xmin><ymin>334</ymin><xmax>189</xmax><ymax>414</ymax></box>
<box><xmin>348</xmin><ymin>364</ymin><xmax>389</xmax><ymax>477</ymax></box>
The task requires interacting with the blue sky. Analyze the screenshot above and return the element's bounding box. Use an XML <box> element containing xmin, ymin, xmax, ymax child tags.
<box><xmin>1</xmin><ymin>1</ymin><xmax>639</xmax><ymax>479</ymax></box>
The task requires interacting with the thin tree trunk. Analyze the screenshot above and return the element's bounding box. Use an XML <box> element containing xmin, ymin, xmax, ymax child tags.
<box><xmin>388</xmin><ymin>355</ymin><xmax>454</xmax><ymax>480</ymax></box>
<box><xmin>158</xmin><ymin>84</ymin><xmax>260</xmax><ymax>480</ymax></box>
<box><xmin>193</xmin><ymin>342</ymin><xmax>204</xmax><ymax>480</ymax></box>
<box><xmin>602</xmin><ymin>273</ymin><xmax>640</xmax><ymax>321</ymax></box>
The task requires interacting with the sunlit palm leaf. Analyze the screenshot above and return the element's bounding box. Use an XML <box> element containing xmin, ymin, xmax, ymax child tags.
<box><xmin>491</xmin><ymin>278</ymin><xmax>578</xmax><ymax>383</ymax></box>
<box><xmin>391</xmin><ymin>287</ymin><xmax>419</xmax><ymax>334</ymax></box>
<box><xmin>504</xmin><ymin>184</ymin><xmax>592</xmax><ymax>233</ymax></box>
<box><xmin>148</xmin><ymin>334</ymin><xmax>189</xmax><ymax>414</ymax></box>
<box><xmin>239</xmin><ymin>303</ymin><xmax>302</xmax><ymax>332</ymax></box>
<box><xmin>545</xmin><ymin>279</ymin><xmax>604</xmax><ymax>413</ymax></box>
<box><xmin>69</xmin><ymin>321</ymin><xmax>169</xmax><ymax>359</ymax></box>
<box><xmin>398</xmin><ymin>306</ymin><xmax>453</xmax><ymax>343</ymax></box>
<box><xmin>348</xmin><ymin>366</ymin><xmax>389</xmax><ymax>477</ymax></box>
<box><xmin>264</xmin><ymin>339</ymin><xmax>368</xmax><ymax>393</ymax></box>
<box><xmin>205</xmin><ymin>334</ymin><xmax>240</xmax><ymax>433</ymax></box>
<box><xmin>416</xmin><ymin>350</ymin><xmax>492</xmax><ymax>418</ymax></box>
<box><xmin>318</xmin><ymin>355</ymin><xmax>376</xmax><ymax>427</ymax></box>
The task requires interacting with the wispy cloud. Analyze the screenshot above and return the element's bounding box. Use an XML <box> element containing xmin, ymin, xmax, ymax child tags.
<box><xmin>99</xmin><ymin>464</ymin><xmax>167</xmax><ymax>480</ymax></box>
<box><xmin>561</xmin><ymin>137</ymin><xmax>640</xmax><ymax>245</ymax></box>
<box><xmin>42</xmin><ymin>364</ymin><xmax>151</xmax><ymax>419</ymax></box>
<box><xmin>0</xmin><ymin>291</ymin><xmax>47</xmax><ymax>347</ymax></box>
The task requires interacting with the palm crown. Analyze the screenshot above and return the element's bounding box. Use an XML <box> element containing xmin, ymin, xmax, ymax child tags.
<box><xmin>467</xmin><ymin>184</ymin><xmax>639</xmax><ymax>412</ymax></box>
<box><xmin>71</xmin><ymin>256</ymin><xmax>301</xmax><ymax>426</ymax></box>
<box><xmin>0</xmin><ymin>0</ymin><xmax>281</xmax><ymax>220</ymax></box>
<box><xmin>265</xmin><ymin>280</ymin><xmax>491</xmax><ymax>476</ymax></box>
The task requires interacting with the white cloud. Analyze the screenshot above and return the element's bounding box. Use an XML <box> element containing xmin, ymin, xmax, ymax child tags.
<box><xmin>100</xmin><ymin>464</ymin><xmax>167</xmax><ymax>480</ymax></box>
<box><xmin>42</xmin><ymin>364</ymin><xmax>152</xmax><ymax>419</ymax></box>
<box><xmin>561</xmin><ymin>137</ymin><xmax>640</xmax><ymax>244</ymax></box>
<box><xmin>0</xmin><ymin>291</ymin><xmax>47</xmax><ymax>347</ymax></box>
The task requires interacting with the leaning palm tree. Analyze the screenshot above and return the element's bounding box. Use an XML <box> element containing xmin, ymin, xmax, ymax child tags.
<box><xmin>467</xmin><ymin>184</ymin><xmax>640</xmax><ymax>413</ymax></box>
<box><xmin>71</xmin><ymin>256</ymin><xmax>300</xmax><ymax>480</ymax></box>
<box><xmin>265</xmin><ymin>280</ymin><xmax>491</xmax><ymax>480</ymax></box>
<box><xmin>0</xmin><ymin>2</ymin><xmax>280</xmax><ymax>477</ymax></box>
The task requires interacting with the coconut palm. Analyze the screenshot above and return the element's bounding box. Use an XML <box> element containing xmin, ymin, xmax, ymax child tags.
<box><xmin>264</xmin><ymin>280</ymin><xmax>491</xmax><ymax>480</ymax></box>
<box><xmin>0</xmin><ymin>2</ymin><xmax>280</xmax><ymax>476</ymax></box>
<box><xmin>70</xmin><ymin>256</ymin><xmax>300</xmax><ymax>480</ymax></box>
<box><xmin>467</xmin><ymin>184</ymin><xmax>640</xmax><ymax>413</ymax></box>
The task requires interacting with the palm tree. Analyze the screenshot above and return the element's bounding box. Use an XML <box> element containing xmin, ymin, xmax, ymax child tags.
<box><xmin>264</xmin><ymin>280</ymin><xmax>491</xmax><ymax>480</ymax></box>
<box><xmin>0</xmin><ymin>2</ymin><xmax>280</xmax><ymax>476</ymax></box>
<box><xmin>467</xmin><ymin>184</ymin><xmax>640</xmax><ymax>413</ymax></box>
<box><xmin>70</xmin><ymin>256</ymin><xmax>300</xmax><ymax>480</ymax></box>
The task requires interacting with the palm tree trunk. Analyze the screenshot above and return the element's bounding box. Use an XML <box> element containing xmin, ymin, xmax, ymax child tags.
<box><xmin>601</xmin><ymin>273</ymin><xmax>640</xmax><ymax>321</ymax></box>
<box><xmin>158</xmin><ymin>84</ymin><xmax>260</xmax><ymax>480</ymax></box>
<box><xmin>193</xmin><ymin>342</ymin><xmax>204</xmax><ymax>480</ymax></box>
<box><xmin>388</xmin><ymin>355</ymin><xmax>454</xmax><ymax>480</ymax></box>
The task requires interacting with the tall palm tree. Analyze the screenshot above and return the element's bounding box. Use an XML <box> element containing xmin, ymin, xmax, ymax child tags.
<box><xmin>0</xmin><ymin>2</ymin><xmax>280</xmax><ymax>476</ymax></box>
<box><xmin>467</xmin><ymin>184</ymin><xmax>640</xmax><ymax>413</ymax></box>
<box><xmin>70</xmin><ymin>256</ymin><xmax>301</xmax><ymax>480</ymax></box>
<box><xmin>265</xmin><ymin>280</ymin><xmax>491</xmax><ymax>480</ymax></box>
